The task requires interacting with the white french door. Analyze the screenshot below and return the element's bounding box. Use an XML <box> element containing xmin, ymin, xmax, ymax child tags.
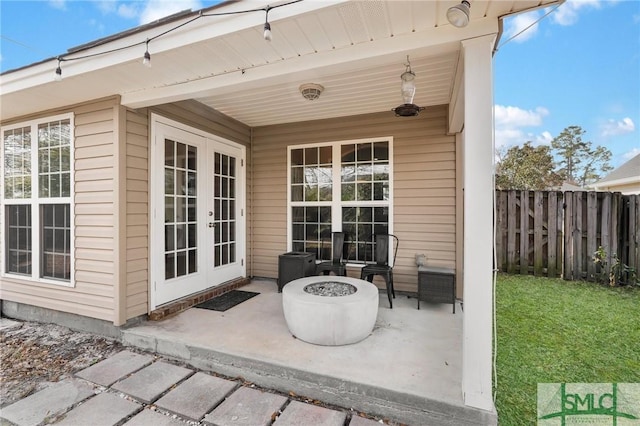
<box><xmin>151</xmin><ymin>116</ymin><xmax>245</xmax><ymax>309</ymax></box>
<box><xmin>206</xmin><ymin>144</ymin><xmax>244</xmax><ymax>284</ymax></box>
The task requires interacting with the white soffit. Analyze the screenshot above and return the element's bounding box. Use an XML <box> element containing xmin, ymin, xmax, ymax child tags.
<box><xmin>0</xmin><ymin>0</ymin><xmax>561</xmax><ymax>125</ymax></box>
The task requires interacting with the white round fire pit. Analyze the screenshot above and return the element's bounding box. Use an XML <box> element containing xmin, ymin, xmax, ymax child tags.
<box><xmin>282</xmin><ymin>276</ymin><xmax>379</xmax><ymax>346</ymax></box>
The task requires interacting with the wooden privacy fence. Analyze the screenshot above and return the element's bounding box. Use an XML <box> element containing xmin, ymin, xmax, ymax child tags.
<box><xmin>495</xmin><ymin>190</ymin><xmax>640</xmax><ymax>282</ymax></box>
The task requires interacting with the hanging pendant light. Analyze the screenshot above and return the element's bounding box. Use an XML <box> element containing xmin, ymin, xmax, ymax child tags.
<box><xmin>54</xmin><ymin>58</ymin><xmax>63</xmax><ymax>81</ymax></box>
<box><xmin>142</xmin><ymin>39</ymin><xmax>152</xmax><ymax>67</ymax></box>
<box><xmin>263</xmin><ymin>6</ymin><xmax>272</xmax><ymax>41</ymax></box>
<box><xmin>392</xmin><ymin>56</ymin><xmax>425</xmax><ymax>117</ymax></box>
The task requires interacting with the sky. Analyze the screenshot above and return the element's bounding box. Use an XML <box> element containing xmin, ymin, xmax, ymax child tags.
<box><xmin>1</xmin><ymin>0</ymin><xmax>639</xmax><ymax>169</ymax></box>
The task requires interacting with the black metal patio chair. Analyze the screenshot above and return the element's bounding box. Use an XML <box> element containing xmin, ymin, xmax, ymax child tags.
<box><xmin>360</xmin><ymin>234</ymin><xmax>399</xmax><ymax>308</ymax></box>
<box><xmin>315</xmin><ymin>231</ymin><xmax>349</xmax><ymax>276</ymax></box>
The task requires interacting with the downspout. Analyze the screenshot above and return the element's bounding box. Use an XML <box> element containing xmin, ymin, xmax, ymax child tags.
<box><xmin>250</xmin><ymin>127</ymin><xmax>254</xmax><ymax>278</ymax></box>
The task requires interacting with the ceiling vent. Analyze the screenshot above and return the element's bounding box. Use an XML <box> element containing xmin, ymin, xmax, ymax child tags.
<box><xmin>299</xmin><ymin>83</ymin><xmax>324</xmax><ymax>101</ymax></box>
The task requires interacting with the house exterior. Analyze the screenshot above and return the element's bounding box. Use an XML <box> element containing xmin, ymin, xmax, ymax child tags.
<box><xmin>590</xmin><ymin>153</ymin><xmax>640</xmax><ymax>194</ymax></box>
<box><xmin>0</xmin><ymin>0</ymin><xmax>561</xmax><ymax>416</ymax></box>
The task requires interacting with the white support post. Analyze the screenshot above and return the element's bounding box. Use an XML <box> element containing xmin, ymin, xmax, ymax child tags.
<box><xmin>461</xmin><ymin>34</ymin><xmax>496</xmax><ymax>412</ymax></box>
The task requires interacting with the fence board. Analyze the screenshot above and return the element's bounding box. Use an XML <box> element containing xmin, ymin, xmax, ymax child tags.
<box><xmin>496</xmin><ymin>191</ymin><xmax>507</xmax><ymax>271</ymax></box>
<box><xmin>600</xmin><ymin>192</ymin><xmax>612</xmax><ymax>280</ymax></box>
<box><xmin>611</xmin><ymin>193</ymin><xmax>620</xmax><ymax>272</ymax></box>
<box><xmin>586</xmin><ymin>192</ymin><xmax>598</xmax><ymax>281</ymax></box>
<box><xmin>575</xmin><ymin>192</ymin><xmax>585</xmax><ymax>279</ymax></box>
<box><xmin>534</xmin><ymin>192</ymin><xmax>544</xmax><ymax>276</ymax></box>
<box><xmin>635</xmin><ymin>195</ymin><xmax>640</xmax><ymax>270</ymax></box>
<box><xmin>548</xmin><ymin>192</ymin><xmax>559</xmax><ymax>277</ymax></box>
<box><xmin>507</xmin><ymin>191</ymin><xmax>517</xmax><ymax>274</ymax></box>
<box><xmin>564</xmin><ymin>192</ymin><xmax>574</xmax><ymax>280</ymax></box>
<box><xmin>628</xmin><ymin>196</ymin><xmax>639</xmax><ymax>271</ymax></box>
<box><xmin>520</xmin><ymin>191</ymin><xmax>530</xmax><ymax>275</ymax></box>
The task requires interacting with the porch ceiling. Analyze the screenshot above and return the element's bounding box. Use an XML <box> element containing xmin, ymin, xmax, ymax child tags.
<box><xmin>0</xmin><ymin>0</ymin><xmax>559</xmax><ymax>125</ymax></box>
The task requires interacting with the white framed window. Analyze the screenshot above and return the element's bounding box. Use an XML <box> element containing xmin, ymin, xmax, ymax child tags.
<box><xmin>288</xmin><ymin>137</ymin><xmax>393</xmax><ymax>263</ymax></box>
<box><xmin>1</xmin><ymin>114</ymin><xmax>74</xmax><ymax>286</ymax></box>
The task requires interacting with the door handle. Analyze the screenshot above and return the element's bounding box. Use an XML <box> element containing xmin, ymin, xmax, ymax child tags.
<box><xmin>209</xmin><ymin>223</ymin><xmax>216</xmax><ymax>228</ymax></box>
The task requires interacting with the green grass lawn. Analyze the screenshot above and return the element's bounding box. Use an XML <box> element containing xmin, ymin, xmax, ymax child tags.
<box><xmin>495</xmin><ymin>274</ymin><xmax>640</xmax><ymax>425</ymax></box>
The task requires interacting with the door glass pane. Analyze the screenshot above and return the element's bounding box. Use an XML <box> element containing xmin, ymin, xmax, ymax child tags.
<box><xmin>188</xmin><ymin>249</ymin><xmax>197</xmax><ymax>273</ymax></box>
<box><xmin>164</xmin><ymin>139</ymin><xmax>197</xmax><ymax>280</ymax></box>
<box><xmin>165</xmin><ymin>140</ymin><xmax>174</xmax><ymax>166</ymax></box>
<box><xmin>212</xmin><ymin>152</ymin><xmax>237</xmax><ymax>267</ymax></box>
<box><xmin>165</xmin><ymin>254</ymin><xmax>175</xmax><ymax>279</ymax></box>
<box><xmin>176</xmin><ymin>143</ymin><xmax>186</xmax><ymax>169</ymax></box>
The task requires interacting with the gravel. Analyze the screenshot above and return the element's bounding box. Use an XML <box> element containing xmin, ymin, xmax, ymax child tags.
<box><xmin>0</xmin><ymin>317</ymin><xmax>124</xmax><ymax>408</ymax></box>
<box><xmin>303</xmin><ymin>282</ymin><xmax>357</xmax><ymax>297</ymax></box>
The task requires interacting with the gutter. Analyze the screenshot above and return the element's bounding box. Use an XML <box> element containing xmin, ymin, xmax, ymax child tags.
<box><xmin>493</xmin><ymin>0</ymin><xmax>566</xmax><ymax>55</ymax></box>
<box><xmin>0</xmin><ymin>0</ymin><xmax>238</xmax><ymax>76</ymax></box>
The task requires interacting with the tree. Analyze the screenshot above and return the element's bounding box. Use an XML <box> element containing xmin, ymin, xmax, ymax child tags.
<box><xmin>580</xmin><ymin>145</ymin><xmax>613</xmax><ymax>186</ymax></box>
<box><xmin>495</xmin><ymin>142</ymin><xmax>563</xmax><ymax>190</ymax></box>
<box><xmin>550</xmin><ymin>126</ymin><xmax>612</xmax><ymax>186</ymax></box>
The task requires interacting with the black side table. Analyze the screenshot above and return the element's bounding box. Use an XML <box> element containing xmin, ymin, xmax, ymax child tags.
<box><xmin>418</xmin><ymin>266</ymin><xmax>456</xmax><ymax>313</ymax></box>
<box><xmin>278</xmin><ymin>252</ymin><xmax>316</xmax><ymax>292</ymax></box>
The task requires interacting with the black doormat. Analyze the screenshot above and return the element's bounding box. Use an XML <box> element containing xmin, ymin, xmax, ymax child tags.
<box><xmin>194</xmin><ymin>290</ymin><xmax>259</xmax><ymax>312</ymax></box>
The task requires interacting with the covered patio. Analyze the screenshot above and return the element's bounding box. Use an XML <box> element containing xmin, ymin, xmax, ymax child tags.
<box><xmin>121</xmin><ymin>279</ymin><xmax>488</xmax><ymax>425</ymax></box>
<box><xmin>1</xmin><ymin>2</ymin><xmax>565</xmax><ymax>425</ymax></box>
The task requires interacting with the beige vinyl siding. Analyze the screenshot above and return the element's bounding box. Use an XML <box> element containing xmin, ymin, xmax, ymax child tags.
<box><xmin>250</xmin><ymin>105</ymin><xmax>456</xmax><ymax>293</ymax></box>
<box><xmin>124</xmin><ymin>108</ymin><xmax>149</xmax><ymax>319</ymax></box>
<box><xmin>0</xmin><ymin>97</ymin><xmax>121</xmax><ymax>322</ymax></box>
<box><xmin>151</xmin><ymin>101</ymin><xmax>251</xmax><ymax>147</ymax></box>
<box><xmin>594</xmin><ymin>182</ymin><xmax>640</xmax><ymax>195</ymax></box>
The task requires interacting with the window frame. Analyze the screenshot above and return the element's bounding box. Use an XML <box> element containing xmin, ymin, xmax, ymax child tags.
<box><xmin>1</xmin><ymin>113</ymin><xmax>75</xmax><ymax>287</ymax></box>
<box><xmin>287</xmin><ymin>136</ymin><xmax>393</xmax><ymax>265</ymax></box>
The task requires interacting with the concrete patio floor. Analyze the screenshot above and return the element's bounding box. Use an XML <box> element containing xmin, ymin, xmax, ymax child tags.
<box><xmin>121</xmin><ymin>279</ymin><xmax>496</xmax><ymax>425</ymax></box>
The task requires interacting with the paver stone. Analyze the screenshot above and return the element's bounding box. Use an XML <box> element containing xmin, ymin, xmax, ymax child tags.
<box><xmin>75</xmin><ymin>350</ymin><xmax>153</xmax><ymax>386</ymax></box>
<box><xmin>54</xmin><ymin>392</ymin><xmax>141</xmax><ymax>426</ymax></box>
<box><xmin>274</xmin><ymin>400</ymin><xmax>347</xmax><ymax>426</ymax></box>
<box><xmin>124</xmin><ymin>408</ymin><xmax>187</xmax><ymax>426</ymax></box>
<box><xmin>349</xmin><ymin>414</ymin><xmax>385</xmax><ymax>426</ymax></box>
<box><xmin>111</xmin><ymin>360</ymin><xmax>193</xmax><ymax>404</ymax></box>
<box><xmin>0</xmin><ymin>379</ymin><xmax>94</xmax><ymax>426</ymax></box>
<box><xmin>203</xmin><ymin>386</ymin><xmax>287</xmax><ymax>426</ymax></box>
<box><xmin>155</xmin><ymin>372</ymin><xmax>237</xmax><ymax>421</ymax></box>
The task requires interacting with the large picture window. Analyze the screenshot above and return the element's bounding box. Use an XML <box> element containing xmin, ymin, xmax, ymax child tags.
<box><xmin>288</xmin><ymin>138</ymin><xmax>392</xmax><ymax>263</ymax></box>
<box><xmin>2</xmin><ymin>115</ymin><xmax>74</xmax><ymax>284</ymax></box>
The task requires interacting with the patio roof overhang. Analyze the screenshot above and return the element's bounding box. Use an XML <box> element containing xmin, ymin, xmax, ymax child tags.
<box><xmin>0</xmin><ymin>0</ymin><xmax>560</xmax><ymax>128</ymax></box>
